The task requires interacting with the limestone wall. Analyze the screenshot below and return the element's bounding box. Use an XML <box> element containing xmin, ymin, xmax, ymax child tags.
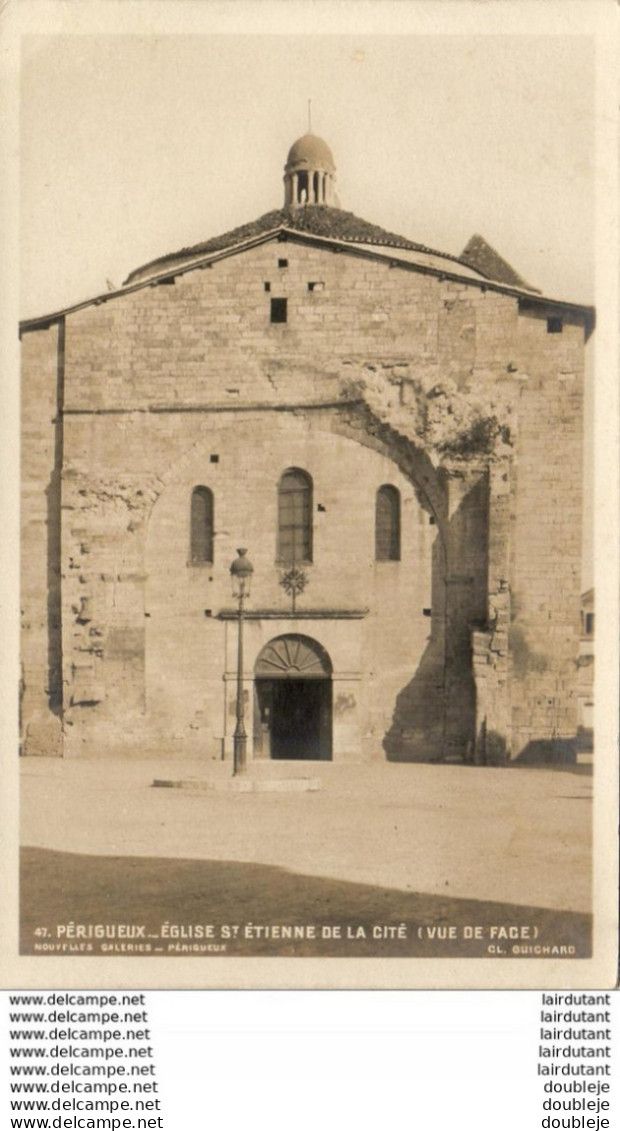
<box><xmin>508</xmin><ymin>308</ymin><xmax>584</xmax><ymax>758</ymax></box>
<box><xmin>20</xmin><ymin>237</ymin><xmax>587</xmax><ymax>760</ymax></box>
<box><xmin>58</xmin><ymin>409</ymin><xmax>437</xmax><ymax>759</ymax></box>
<box><xmin>20</xmin><ymin>321</ymin><xmax>63</xmax><ymax>755</ymax></box>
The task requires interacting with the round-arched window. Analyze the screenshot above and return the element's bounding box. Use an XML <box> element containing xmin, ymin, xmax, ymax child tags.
<box><xmin>277</xmin><ymin>468</ymin><xmax>313</xmax><ymax>563</ymax></box>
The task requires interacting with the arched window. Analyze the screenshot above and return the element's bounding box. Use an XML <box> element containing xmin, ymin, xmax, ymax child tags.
<box><xmin>375</xmin><ymin>485</ymin><xmax>401</xmax><ymax>561</ymax></box>
<box><xmin>278</xmin><ymin>469</ymin><xmax>312</xmax><ymax>563</ymax></box>
<box><xmin>190</xmin><ymin>486</ymin><xmax>214</xmax><ymax>563</ymax></box>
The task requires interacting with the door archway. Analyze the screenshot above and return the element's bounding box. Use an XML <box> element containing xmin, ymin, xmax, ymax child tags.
<box><xmin>254</xmin><ymin>635</ymin><xmax>332</xmax><ymax>761</ymax></box>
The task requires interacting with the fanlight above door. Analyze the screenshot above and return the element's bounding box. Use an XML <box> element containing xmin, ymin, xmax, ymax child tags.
<box><xmin>255</xmin><ymin>634</ymin><xmax>332</xmax><ymax>679</ymax></box>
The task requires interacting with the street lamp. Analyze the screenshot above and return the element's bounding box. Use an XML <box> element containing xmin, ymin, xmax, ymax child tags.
<box><xmin>230</xmin><ymin>548</ymin><xmax>254</xmax><ymax>776</ymax></box>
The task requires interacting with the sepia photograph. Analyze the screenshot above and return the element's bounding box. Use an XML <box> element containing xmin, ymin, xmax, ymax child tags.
<box><xmin>4</xmin><ymin>0</ymin><xmax>618</xmax><ymax>988</ymax></box>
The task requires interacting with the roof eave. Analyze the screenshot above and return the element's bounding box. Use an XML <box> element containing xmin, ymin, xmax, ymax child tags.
<box><xmin>19</xmin><ymin>225</ymin><xmax>595</xmax><ymax>336</ymax></box>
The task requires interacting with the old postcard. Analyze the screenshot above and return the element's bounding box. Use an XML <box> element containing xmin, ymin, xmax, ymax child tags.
<box><xmin>1</xmin><ymin>0</ymin><xmax>618</xmax><ymax>988</ymax></box>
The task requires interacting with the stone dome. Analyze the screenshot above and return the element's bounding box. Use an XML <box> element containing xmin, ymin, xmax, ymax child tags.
<box><xmin>283</xmin><ymin>132</ymin><xmax>338</xmax><ymax>208</ymax></box>
<box><xmin>285</xmin><ymin>133</ymin><xmax>336</xmax><ymax>174</ymax></box>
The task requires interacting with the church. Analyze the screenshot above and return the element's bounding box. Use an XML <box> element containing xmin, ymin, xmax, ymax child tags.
<box><xmin>20</xmin><ymin>132</ymin><xmax>593</xmax><ymax>765</ymax></box>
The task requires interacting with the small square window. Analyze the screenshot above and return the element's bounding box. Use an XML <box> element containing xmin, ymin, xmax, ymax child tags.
<box><xmin>210</xmin><ymin>454</ymin><xmax>219</xmax><ymax>463</ymax></box>
<box><xmin>270</xmin><ymin>297</ymin><xmax>287</xmax><ymax>324</ymax></box>
<box><xmin>308</xmin><ymin>281</ymin><xmax>325</xmax><ymax>293</ymax></box>
<box><xmin>264</xmin><ymin>282</ymin><xmax>271</xmax><ymax>292</ymax></box>
<box><xmin>547</xmin><ymin>317</ymin><xmax>563</xmax><ymax>334</ymax></box>
<box><xmin>278</xmin><ymin>258</ymin><xmax>288</xmax><ymax>268</ymax></box>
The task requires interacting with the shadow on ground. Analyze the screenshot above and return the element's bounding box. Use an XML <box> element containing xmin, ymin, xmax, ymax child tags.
<box><xmin>21</xmin><ymin>847</ymin><xmax>591</xmax><ymax>959</ymax></box>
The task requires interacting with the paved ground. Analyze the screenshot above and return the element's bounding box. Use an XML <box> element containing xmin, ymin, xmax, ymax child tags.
<box><xmin>20</xmin><ymin>757</ymin><xmax>592</xmax><ymax>958</ymax></box>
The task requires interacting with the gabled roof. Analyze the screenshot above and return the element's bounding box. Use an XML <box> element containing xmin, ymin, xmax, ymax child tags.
<box><xmin>124</xmin><ymin>205</ymin><xmax>489</xmax><ymax>286</ymax></box>
<box><xmin>20</xmin><ymin>208</ymin><xmax>594</xmax><ymax>336</ymax></box>
<box><xmin>460</xmin><ymin>233</ymin><xmax>540</xmax><ymax>293</ymax></box>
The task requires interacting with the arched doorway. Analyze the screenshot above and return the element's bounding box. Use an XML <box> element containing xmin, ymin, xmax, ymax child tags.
<box><xmin>254</xmin><ymin>635</ymin><xmax>332</xmax><ymax>761</ymax></box>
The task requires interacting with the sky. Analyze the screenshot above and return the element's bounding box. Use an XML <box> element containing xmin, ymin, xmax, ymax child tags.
<box><xmin>19</xmin><ymin>31</ymin><xmax>596</xmax><ymax>319</ymax></box>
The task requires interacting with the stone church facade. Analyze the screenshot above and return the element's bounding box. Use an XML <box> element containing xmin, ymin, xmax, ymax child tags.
<box><xmin>20</xmin><ymin>134</ymin><xmax>593</xmax><ymax>764</ymax></box>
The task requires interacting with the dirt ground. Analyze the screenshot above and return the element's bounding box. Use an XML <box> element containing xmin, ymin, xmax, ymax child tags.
<box><xmin>20</xmin><ymin>757</ymin><xmax>592</xmax><ymax>959</ymax></box>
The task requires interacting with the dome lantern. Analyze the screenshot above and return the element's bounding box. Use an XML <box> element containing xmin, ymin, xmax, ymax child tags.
<box><xmin>283</xmin><ymin>133</ymin><xmax>338</xmax><ymax>209</ymax></box>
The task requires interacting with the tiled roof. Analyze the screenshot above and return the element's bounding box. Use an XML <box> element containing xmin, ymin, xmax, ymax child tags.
<box><xmin>124</xmin><ymin>206</ymin><xmax>479</xmax><ymax>284</ymax></box>
<box><xmin>459</xmin><ymin>233</ymin><xmax>540</xmax><ymax>293</ymax></box>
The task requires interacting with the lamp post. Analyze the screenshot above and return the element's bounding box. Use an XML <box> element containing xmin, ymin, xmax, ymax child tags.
<box><xmin>230</xmin><ymin>548</ymin><xmax>254</xmax><ymax>776</ymax></box>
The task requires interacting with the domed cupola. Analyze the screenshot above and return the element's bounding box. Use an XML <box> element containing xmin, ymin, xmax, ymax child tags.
<box><xmin>284</xmin><ymin>133</ymin><xmax>339</xmax><ymax>208</ymax></box>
